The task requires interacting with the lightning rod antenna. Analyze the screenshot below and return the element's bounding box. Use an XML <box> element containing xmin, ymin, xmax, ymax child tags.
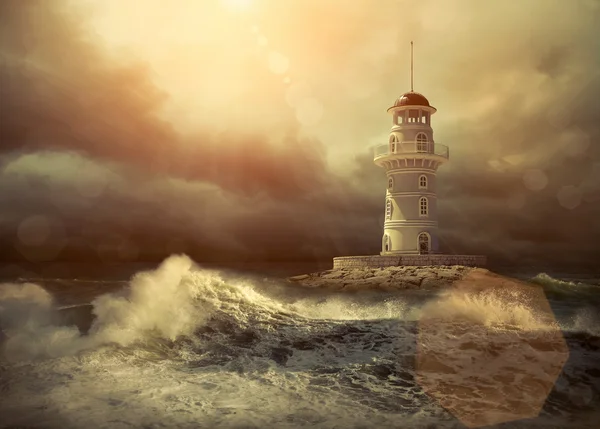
<box><xmin>410</xmin><ymin>41</ymin><xmax>414</xmax><ymax>92</ymax></box>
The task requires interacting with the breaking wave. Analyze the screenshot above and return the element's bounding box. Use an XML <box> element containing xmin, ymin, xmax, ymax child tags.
<box><xmin>0</xmin><ymin>255</ymin><xmax>574</xmax><ymax>362</ymax></box>
<box><xmin>530</xmin><ymin>272</ymin><xmax>599</xmax><ymax>294</ymax></box>
<box><xmin>0</xmin><ymin>255</ymin><xmax>599</xmax><ymax>429</ymax></box>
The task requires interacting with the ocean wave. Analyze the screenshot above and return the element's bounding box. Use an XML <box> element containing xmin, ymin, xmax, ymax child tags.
<box><xmin>530</xmin><ymin>272</ymin><xmax>599</xmax><ymax>293</ymax></box>
<box><xmin>1</xmin><ymin>255</ymin><xmax>588</xmax><ymax>363</ymax></box>
<box><xmin>1</xmin><ymin>255</ymin><xmax>599</xmax><ymax>428</ymax></box>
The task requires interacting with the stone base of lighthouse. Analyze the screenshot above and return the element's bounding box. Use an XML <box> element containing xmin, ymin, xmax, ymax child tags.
<box><xmin>332</xmin><ymin>254</ymin><xmax>487</xmax><ymax>270</ymax></box>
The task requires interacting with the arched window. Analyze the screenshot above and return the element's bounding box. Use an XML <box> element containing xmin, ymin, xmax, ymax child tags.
<box><xmin>416</xmin><ymin>133</ymin><xmax>428</xmax><ymax>152</ymax></box>
<box><xmin>418</xmin><ymin>232</ymin><xmax>430</xmax><ymax>254</ymax></box>
<box><xmin>389</xmin><ymin>134</ymin><xmax>397</xmax><ymax>152</ymax></box>
<box><xmin>388</xmin><ymin>177</ymin><xmax>394</xmax><ymax>190</ymax></box>
<box><xmin>419</xmin><ymin>174</ymin><xmax>428</xmax><ymax>189</ymax></box>
<box><xmin>386</xmin><ymin>199</ymin><xmax>392</xmax><ymax>219</ymax></box>
<box><xmin>419</xmin><ymin>197</ymin><xmax>428</xmax><ymax>216</ymax></box>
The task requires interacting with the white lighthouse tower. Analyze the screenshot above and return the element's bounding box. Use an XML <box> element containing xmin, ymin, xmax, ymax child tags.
<box><xmin>374</xmin><ymin>42</ymin><xmax>449</xmax><ymax>256</ymax></box>
<box><xmin>331</xmin><ymin>43</ymin><xmax>485</xmax><ymax>270</ymax></box>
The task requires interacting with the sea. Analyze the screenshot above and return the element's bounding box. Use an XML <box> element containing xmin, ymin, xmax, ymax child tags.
<box><xmin>0</xmin><ymin>255</ymin><xmax>599</xmax><ymax>429</ymax></box>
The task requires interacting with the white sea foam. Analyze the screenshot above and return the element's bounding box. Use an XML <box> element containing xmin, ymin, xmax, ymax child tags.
<box><xmin>1</xmin><ymin>255</ymin><xmax>215</xmax><ymax>360</ymax></box>
<box><xmin>417</xmin><ymin>288</ymin><xmax>555</xmax><ymax>330</ymax></box>
<box><xmin>1</xmin><ymin>256</ymin><xmax>582</xmax><ymax>362</ymax></box>
<box><xmin>1</xmin><ymin>255</ymin><xmax>409</xmax><ymax>361</ymax></box>
<box><xmin>1</xmin><ymin>255</ymin><xmax>598</xmax><ymax>429</ymax></box>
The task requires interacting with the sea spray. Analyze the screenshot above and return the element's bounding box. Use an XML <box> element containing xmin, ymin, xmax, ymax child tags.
<box><xmin>569</xmin><ymin>306</ymin><xmax>600</xmax><ymax>336</ymax></box>
<box><xmin>90</xmin><ymin>254</ymin><xmax>208</xmax><ymax>346</ymax></box>
<box><xmin>0</xmin><ymin>256</ymin><xmax>598</xmax><ymax>428</ymax></box>
<box><xmin>0</xmin><ymin>282</ymin><xmax>84</xmax><ymax>360</ymax></box>
<box><xmin>2</xmin><ymin>256</ymin><xmax>572</xmax><ymax>362</ymax></box>
<box><xmin>417</xmin><ymin>288</ymin><xmax>555</xmax><ymax>330</ymax></box>
<box><xmin>0</xmin><ymin>255</ymin><xmax>214</xmax><ymax>360</ymax></box>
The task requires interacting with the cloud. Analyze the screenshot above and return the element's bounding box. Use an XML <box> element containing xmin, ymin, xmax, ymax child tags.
<box><xmin>0</xmin><ymin>0</ymin><xmax>330</xmax><ymax>200</ymax></box>
<box><xmin>0</xmin><ymin>0</ymin><xmax>599</xmax><ymax>271</ymax></box>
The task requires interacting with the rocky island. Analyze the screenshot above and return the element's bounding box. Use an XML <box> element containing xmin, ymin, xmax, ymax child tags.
<box><xmin>285</xmin><ymin>265</ymin><xmax>539</xmax><ymax>295</ymax></box>
<box><xmin>287</xmin><ymin>265</ymin><xmax>481</xmax><ymax>291</ymax></box>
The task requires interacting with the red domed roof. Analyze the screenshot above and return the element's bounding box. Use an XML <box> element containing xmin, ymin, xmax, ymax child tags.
<box><xmin>393</xmin><ymin>91</ymin><xmax>430</xmax><ymax>107</ymax></box>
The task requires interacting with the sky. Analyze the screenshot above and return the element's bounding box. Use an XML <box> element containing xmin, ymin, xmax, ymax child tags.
<box><xmin>1</xmin><ymin>0</ymin><xmax>599</xmax><ymax>273</ymax></box>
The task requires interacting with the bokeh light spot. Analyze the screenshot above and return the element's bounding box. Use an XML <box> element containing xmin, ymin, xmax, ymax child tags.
<box><xmin>557</xmin><ymin>186</ymin><xmax>582</xmax><ymax>210</ymax></box>
<box><xmin>560</xmin><ymin>128</ymin><xmax>591</xmax><ymax>157</ymax></box>
<box><xmin>268</xmin><ymin>51</ymin><xmax>290</xmax><ymax>75</ymax></box>
<box><xmin>523</xmin><ymin>169</ymin><xmax>548</xmax><ymax>191</ymax></box>
<box><xmin>416</xmin><ymin>270</ymin><xmax>569</xmax><ymax>428</ymax></box>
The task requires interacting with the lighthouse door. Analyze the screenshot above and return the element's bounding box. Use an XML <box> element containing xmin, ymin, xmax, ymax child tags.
<box><xmin>418</xmin><ymin>233</ymin><xmax>430</xmax><ymax>254</ymax></box>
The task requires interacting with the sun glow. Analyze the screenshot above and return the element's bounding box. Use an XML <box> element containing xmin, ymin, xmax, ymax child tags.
<box><xmin>82</xmin><ymin>0</ymin><xmax>339</xmax><ymax>139</ymax></box>
<box><xmin>222</xmin><ymin>0</ymin><xmax>253</xmax><ymax>11</ymax></box>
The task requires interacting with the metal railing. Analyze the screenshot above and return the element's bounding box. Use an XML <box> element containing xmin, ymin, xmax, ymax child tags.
<box><xmin>374</xmin><ymin>141</ymin><xmax>449</xmax><ymax>160</ymax></box>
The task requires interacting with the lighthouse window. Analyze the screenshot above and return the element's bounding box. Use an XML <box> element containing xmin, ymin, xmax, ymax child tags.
<box><xmin>386</xmin><ymin>199</ymin><xmax>392</xmax><ymax>219</ymax></box>
<box><xmin>388</xmin><ymin>177</ymin><xmax>394</xmax><ymax>190</ymax></box>
<box><xmin>419</xmin><ymin>175</ymin><xmax>428</xmax><ymax>189</ymax></box>
<box><xmin>408</xmin><ymin>109</ymin><xmax>419</xmax><ymax>123</ymax></box>
<box><xmin>419</xmin><ymin>197</ymin><xmax>428</xmax><ymax>216</ymax></box>
<box><xmin>416</xmin><ymin>133</ymin><xmax>428</xmax><ymax>152</ymax></box>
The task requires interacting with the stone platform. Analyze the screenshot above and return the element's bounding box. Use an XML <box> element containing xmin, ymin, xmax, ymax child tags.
<box><xmin>332</xmin><ymin>254</ymin><xmax>486</xmax><ymax>270</ymax></box>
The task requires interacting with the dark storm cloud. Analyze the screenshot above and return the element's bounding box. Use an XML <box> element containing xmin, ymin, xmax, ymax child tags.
<box><xmin>0</xmin><ymin>0</ymin><xmax>386</xmax><ymax>267</ymax></box>
<box><xmin>436</xmin><ymin>67</ymin><xmax>600</xmax><ymax>268</ymax></box>
<box><xmin>0</xmin><ymin>152</ymin><xmax>381</xmax><ymax>266</ymax></box>
<box><xmin>1</xmin><ymin>0</ymin><xmax>599</xmax><ymax>271</ymax></box>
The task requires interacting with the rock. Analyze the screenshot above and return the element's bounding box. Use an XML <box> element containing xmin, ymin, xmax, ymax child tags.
<box><xmin>402</xmin><ymin>275</ymin><xmax>423</xmax><ymax>286</ymax></box>
<box><xmin>372</xmin><ymin>269</ymin><xmax>391</xmax><ymax>278</ymax></box>
<box><xmin>285</xmin><ymin>266</ymin><xmax>479</xmax><ymax>291</ymax></box>
<box><xmin>321</xmin><ymin>271</ymin><xmax>345</xmax><ymax>280</ymax></box>
<box><xmin>344</xmin><ymin>270</ymin><xmax>371</xmax><ymax>280</ymax></box>
<box><xmin>421</xmin><ymin>277</ymin><xmax>444</xmax><ymax>288</ymax></box>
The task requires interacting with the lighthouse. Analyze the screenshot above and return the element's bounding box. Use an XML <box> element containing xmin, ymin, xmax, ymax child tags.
<box><xmin>374</xmin><ymin>42</ymin><xmax>449</xmax><ymax>256</ymax></box>
<box><xmin>331</xmin><ymin>43</ymin><xmax>486</xmax><ymax>269</ymax></box>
